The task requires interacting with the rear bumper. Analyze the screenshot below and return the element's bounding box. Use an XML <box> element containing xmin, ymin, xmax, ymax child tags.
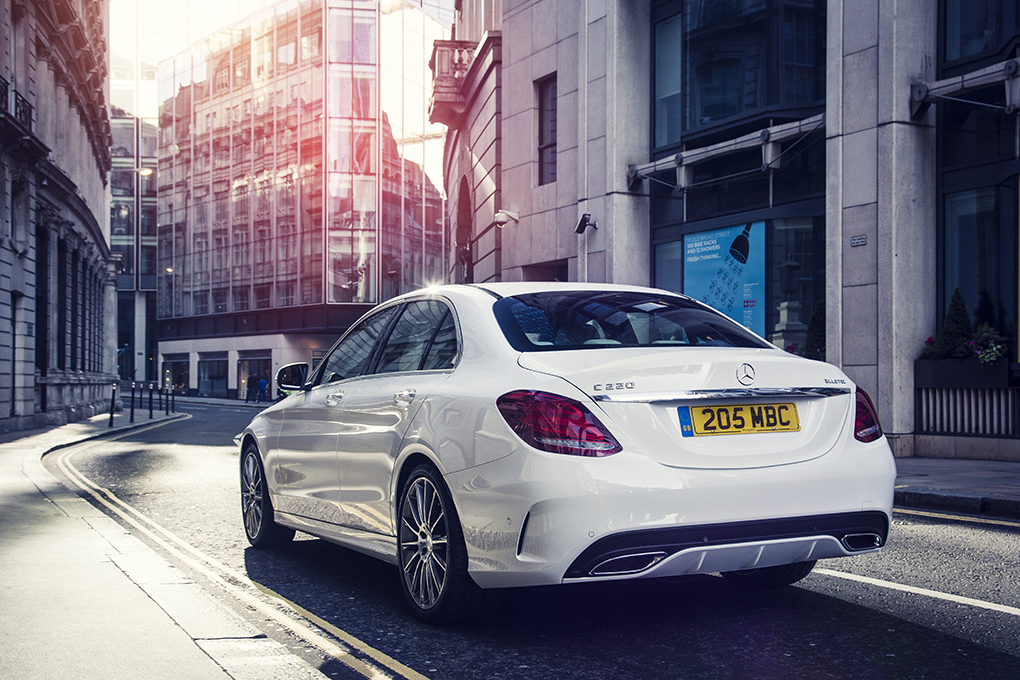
<box><xmin>563</xmin><ymin>511</ymin><xmax>888</xmax><ymax>581</ymax></box>
<box><xmin>444</xmin><ymin>436</ymin><xmax>896</xmax><ymax>589</ymax></box>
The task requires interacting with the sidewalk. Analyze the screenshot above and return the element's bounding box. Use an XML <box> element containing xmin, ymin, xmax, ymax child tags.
<box><xmin>0</xmin><ymin>408</ymin><xmax>328</xmax><ymax>680</ymax></box>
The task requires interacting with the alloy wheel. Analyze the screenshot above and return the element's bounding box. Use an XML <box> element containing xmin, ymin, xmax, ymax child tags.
<box><xmin>399</xmin><ymin>475</ymin><xmax>450</xmax><ymax>609</ymax></box>
<box><xmin>242</xmin><ymin>451</ymin><xmax>264</xmax><ymax>540</ymax></box>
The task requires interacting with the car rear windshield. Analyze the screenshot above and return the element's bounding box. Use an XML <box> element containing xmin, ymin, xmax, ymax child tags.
<box><xmin>493</xmin><ymin>291</ymin><xmax>772</xmax><ymax>352</ymax></box>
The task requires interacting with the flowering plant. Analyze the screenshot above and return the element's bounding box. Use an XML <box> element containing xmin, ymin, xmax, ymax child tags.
<box><xmin>970</xmin><ymin>324</ymin><xmax>1008</xmax><ymax>365</ymax></box>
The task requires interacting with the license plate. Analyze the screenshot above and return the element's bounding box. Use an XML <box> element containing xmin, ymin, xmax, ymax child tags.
<box><xmin>677</xmin><ymin>403</ymin><xmax>800</xmax><ymax>437</ymax></box>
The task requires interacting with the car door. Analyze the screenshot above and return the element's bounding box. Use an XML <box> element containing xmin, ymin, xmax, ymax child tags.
<box><xmin>335</xmin><ymin>300</ymin><xmax>459</xmax><ymax>535</ymax></box>
<box><xmin>272</xmin><ymin>306</ymin><xmax>398</xmax><ymax>525</ymax></box>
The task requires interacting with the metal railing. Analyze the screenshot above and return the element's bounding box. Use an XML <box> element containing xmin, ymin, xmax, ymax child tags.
<box><xmin>0</xmin><ymin>76</ymin><xmax>8</xmax><ymax>115</ymax></box>
<box><xmin>14</xmin><ymin>91</ymin><xmax>32</xmax><ymax>129</ymax></box>
<box><xmin>915</xmin><ymin>387</ymin><xmax>1020</xmax><ymax>437</ymax></box>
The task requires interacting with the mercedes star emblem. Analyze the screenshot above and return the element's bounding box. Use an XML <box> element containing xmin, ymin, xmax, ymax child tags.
<box><xmin>736</xmin><ymin>363</ymin><xmax>755</xmax><ymax>386</ymax></box>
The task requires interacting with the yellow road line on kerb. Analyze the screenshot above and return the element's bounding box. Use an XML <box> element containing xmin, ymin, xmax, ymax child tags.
<box><xmin>894</xmin><ymin>507</ymin><xmax>1020</xmax><ymax>529</ymax></box>
<box><xmin>53</xmin><ymin>430</ymin><xmax>429</xmax><ymax>680</ymax></box>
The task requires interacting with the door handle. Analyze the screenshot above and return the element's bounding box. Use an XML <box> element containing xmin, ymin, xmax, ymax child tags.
<box><xmin>393</xmin><ymin>389</ymin><xmax>416</xmax><ymax>406</ymax></box>
<box><xmin>325</xmin><ymin>390</ymin><xmax>344</xmax><ymax>407</ymax></box>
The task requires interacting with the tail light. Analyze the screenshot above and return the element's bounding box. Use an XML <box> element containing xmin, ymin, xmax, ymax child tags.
<box><xmin>854</xmin><ymin>387</ymin><xmax>883</xmax><ymax>443</ymax></box>
<box><xmin>496</xmin><ymin>390</ymin><xmax>622</xmax><ymax>457</ymax></box>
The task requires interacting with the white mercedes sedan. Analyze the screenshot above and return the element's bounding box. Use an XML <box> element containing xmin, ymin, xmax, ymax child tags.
<box><xmin>239</xmin><ymin>283</ymin><xmax>896</xmax><ymax>623</ymax></box>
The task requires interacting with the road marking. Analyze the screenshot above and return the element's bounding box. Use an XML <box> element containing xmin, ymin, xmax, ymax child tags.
<box><xmin>816</xmin><ymin>568</ymin><xmax>1020</xmax><ymax>618</ymax></box>
<box><xmin>52</xmin><ymin>429</ymin><xmax>429</xmax><ymax>680</ymax></box>
<box><xmin>894</xmin><ymin>507</ymin><xmax>1020</xmax><ymax>529</ymax></box>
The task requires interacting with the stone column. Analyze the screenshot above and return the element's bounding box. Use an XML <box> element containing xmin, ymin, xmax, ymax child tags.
<box><xmin>826</xmin><ymin>0</ymin><xmax>938</xmax><ymax>456</ymax></box>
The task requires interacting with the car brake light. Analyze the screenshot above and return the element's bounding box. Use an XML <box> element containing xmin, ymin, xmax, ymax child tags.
<box><xmin>854</xmin><ymin>387</ymin><xmax>883</xmax><ymax>443</ymax></box>
<box><xmin>496</xmin><ymin>390</ymin><xmax>622</xmax><ymax>457</ymax></box>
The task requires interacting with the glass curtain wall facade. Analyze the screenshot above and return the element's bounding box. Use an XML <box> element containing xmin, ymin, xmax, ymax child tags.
<box><xmin>157</xmin><ymin>0</ymin><xmax>448</xmax><ymax>332</ymax></box>
<box><xmin>649</xmin><ymin>0</ymin><xmax>827</xmax><ymax>355</ymax></box>
<box><xmin>937</xmin><ymin>0</ymin><xmax>1020</xmax><ymax>358</ymax></box>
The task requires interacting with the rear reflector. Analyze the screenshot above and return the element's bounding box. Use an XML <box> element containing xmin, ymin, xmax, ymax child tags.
<box><xmin>854</xmin><ymin>387</ymin><xmax>883</xmax><ymax>443</ymax></box>
<box><xmin>497</xmin><ymin>390</ymin><xmax>622</xmax><ymax>457</ymax></box>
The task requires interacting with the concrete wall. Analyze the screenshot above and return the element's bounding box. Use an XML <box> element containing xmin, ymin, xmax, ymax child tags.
<box><xmin>500</xmin><ymin>0</ymin><xmax>650</xmax><ymax>285</ymax></box>
<box><xmin>826</xmin><ymin>0</ymin><xmax>937</xmax><ymax>456</ymax></box>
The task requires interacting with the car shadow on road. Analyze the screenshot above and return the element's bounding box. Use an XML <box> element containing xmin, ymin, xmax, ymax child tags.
<box><xmin>244</xmin><ymin>540</ymin><xmax>1020</xmax><ymax>680</ymax></box>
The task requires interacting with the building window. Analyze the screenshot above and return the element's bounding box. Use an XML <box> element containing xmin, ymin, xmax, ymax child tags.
<box><xmin>944</xmin><ymin>0</ymin><xmax>999</xmax><ymax>62</ymax></box>
<box><xmin>654</xmin><ymin>11</ymin><xmax>684</xmax><ymax>148</ymax></box>
<box><xmin>537</xmin><ymin>75</ymin><xmax>557</xmax><ymax>185</ymax></box>
<box><xmin>254</xmin><ymin>284</ymin><xmax>272</xmax><ymax>309</ymax></box>
<box><xmin>679</xmin><ymin>0</ymin><xmax>825</xmax><ymax>138</ymax></box>
<box><xmin>941</xmin><ymin>185</ymin><xmax>1017</xmax><ymax>351</ymax></box>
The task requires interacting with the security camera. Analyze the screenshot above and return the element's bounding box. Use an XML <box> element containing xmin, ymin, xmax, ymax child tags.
<box><xmin>575</xmin><ymin>213</ymin><xmax>597</xmax><ymax>234</ymax></box>
<box><xmin>494</xmin><ymin>210</ymin><xmax>520</xmax><ymax>227</ymax></box>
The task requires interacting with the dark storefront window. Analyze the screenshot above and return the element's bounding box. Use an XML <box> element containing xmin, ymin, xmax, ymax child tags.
<box><xmin>685</xmin><ymin>150</ymin><xmax>770</xmax><ymax>221</ymax></box>
<box><xmin>654</xmin><ymin>215</ymin><xmax>824</xmax><ymax>354</ymax></box>
<box><xmin>942</xmin><ymin>86</ymin><xmax>1014</xmax><ymax>168</ymax></box>
<box><xmin>198</xmin><ymin>355</ymin><xmax>229</xmax><ymax>398</ymax></box>
<box><xmin>162</xmin><ymin>357</ymin><xmax>189</xmax><ymax>394</ymax></box>
<box><xmin>942</xmin><ymin>184</ymin><xmax>1017</xmax><ymax>347</ymax></box>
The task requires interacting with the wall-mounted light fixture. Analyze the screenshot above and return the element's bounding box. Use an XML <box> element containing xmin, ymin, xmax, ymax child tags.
<box><xmin>575</xmin><ymin>212</ymin><xmax>597</xmax><ymax>234</ymax></box>
<box><xmin>494</xmin><ymin>210</ymin><xmax>520</xmax><ymax>227</ymax></box>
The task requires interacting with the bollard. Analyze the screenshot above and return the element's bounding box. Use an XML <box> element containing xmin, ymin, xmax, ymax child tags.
<box><xmin>165</xmin><ymin>387</ymin><xmax>170</xmax><ymax>416</ymax></box>
<box><xmin>158</xmin><ymin>386</ymin><xmax>163</xmax><ymax>410</ymax></box>
<box><xmin>109</xmin><ymin>382</ymin><xmax>117</xmax><ymax>427</ymax></box>
<box><xmin>171</xmin><ymin>388</ymin><xmax>176</xmax><ymax>413</ymax></box>
<box><xmin>148</xmin><ymin>383</ymin><xmax>154</xmax><ymax>419</ymax></box>
<box><xmin>130</xmin><ymin>382</ymin><xmax>136</xmax><ymax>423</ymax></box>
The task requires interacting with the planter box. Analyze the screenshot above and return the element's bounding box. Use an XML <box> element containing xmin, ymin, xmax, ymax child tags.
<box><xmin>914</xmin><ymin>358</ymin><xmax>1009</xmax><ymax>388</ymax></box>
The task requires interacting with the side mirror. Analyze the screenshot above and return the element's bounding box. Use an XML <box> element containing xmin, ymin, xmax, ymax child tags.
<box><xmin>276</xmin><ymin>362</ymin><xmax>309</xmax><ymax>396</ymax></box>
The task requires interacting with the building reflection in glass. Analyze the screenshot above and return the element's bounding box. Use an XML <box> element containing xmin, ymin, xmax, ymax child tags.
<box><xmin>157</xmin><ymin>1</ymin><xmax>449</xmax><ymax>320</ymax></box>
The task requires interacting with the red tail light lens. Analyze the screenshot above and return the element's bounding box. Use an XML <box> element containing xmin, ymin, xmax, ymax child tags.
<box><xmin>854</xmin><ymin>387</ymin><xmax>883</xmax><ymax>443</ymax></box>
<box><xmin>496</xmin><ymin>390</ymin><xmax>622</xmax><ymax>457</ymax></box>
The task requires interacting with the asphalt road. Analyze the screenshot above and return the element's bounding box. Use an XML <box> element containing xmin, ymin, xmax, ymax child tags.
<box><xmin>47</xmin><ymin>403</ymin><xmax>1020</xmax><ymax>680</ymax></box>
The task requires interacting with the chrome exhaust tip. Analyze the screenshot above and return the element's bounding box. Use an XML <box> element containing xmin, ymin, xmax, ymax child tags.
<box><xmin>590</xmin><ymin>551</ymin><xmax>668</xmax><ymax>576</ymax></box>
<box><xmin>842</xmin><ymin>532</ymin><xmax>882</xmax><ymax>552</ymax></box>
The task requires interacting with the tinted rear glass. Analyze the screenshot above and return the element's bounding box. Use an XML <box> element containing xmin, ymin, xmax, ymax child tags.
<box><xmin>493</xmin><ymin>291</ymin><xmax>771</xmax><ymax>352</ymax></box>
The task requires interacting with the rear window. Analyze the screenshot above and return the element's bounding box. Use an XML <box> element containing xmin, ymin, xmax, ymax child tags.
<box><xmin>493</xmin><ymin>291</ymin><xmax>771</xmax><ymax>352</ymax></box>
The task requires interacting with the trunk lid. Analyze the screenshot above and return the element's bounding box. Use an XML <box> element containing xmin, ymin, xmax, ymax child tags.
<box><xmin>519</xmin><ymin>347</ymin><xmax>853</xmax><ymax>470</ymax></box>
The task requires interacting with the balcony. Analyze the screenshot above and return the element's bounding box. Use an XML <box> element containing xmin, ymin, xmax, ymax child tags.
<box><xmin>0</xmin><ymin>75</ymin><xmax>47</xmax><ymax>162</ymax></box>
<box><xmin>428</xmin><ymin>40</ymin><xmax>477</xmax><ymax>127</ymax></box>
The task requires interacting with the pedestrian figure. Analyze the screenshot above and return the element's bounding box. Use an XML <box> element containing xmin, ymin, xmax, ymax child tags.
<box><xmin>245</xmin><ymin>373</ymin><xmax>256</xmax><ymax>402</ymax></box>
<box><xmin>257</xmin><ymin>374</ymin><xmax>268</xmax><ymax>403</ymax></box>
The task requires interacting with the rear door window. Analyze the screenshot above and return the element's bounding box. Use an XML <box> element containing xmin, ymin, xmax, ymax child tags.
<box><xmin>375</xmin><ymin>300</ymin><xmax>455</xmax><ymax>374</ymax></box>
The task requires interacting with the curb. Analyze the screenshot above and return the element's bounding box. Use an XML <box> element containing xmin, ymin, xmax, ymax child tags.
<box><xmin>894</xmin><ymin>490</ymin><xmax>1020</xmax><ymax>522</ymax></box>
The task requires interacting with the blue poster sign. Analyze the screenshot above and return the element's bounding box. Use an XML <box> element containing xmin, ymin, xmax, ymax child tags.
<box><xmin>683</xmin><ymin>222</ymin><xmax>766</xmax><ymax>336</ymax></box>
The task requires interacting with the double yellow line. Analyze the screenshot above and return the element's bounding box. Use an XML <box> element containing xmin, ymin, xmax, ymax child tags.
<box><xmin>53</xmin><ymin>420</ymin><xmax>429</xmax><ymax>680</ymax></box>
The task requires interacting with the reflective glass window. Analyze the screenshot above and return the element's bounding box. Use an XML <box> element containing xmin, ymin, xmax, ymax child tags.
<box><xmin>375</xmin><ymin>301</ymin><xmax>451</xmax><ymax>374</ymax></box>
<box><xmin>319</xmin><ymin>307</ymin><xmax>398</xmax><ymax>384</ymax></box>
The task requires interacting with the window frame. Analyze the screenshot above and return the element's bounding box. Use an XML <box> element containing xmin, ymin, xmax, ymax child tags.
<box><xmin>537</xmin><ymin>75</ymin><xmax>558</xmax><ymax>186</ymax></box>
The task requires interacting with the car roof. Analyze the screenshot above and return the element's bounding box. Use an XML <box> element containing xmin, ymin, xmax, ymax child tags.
<box><xmin>472</xmin><ymin>282</ymin><xmax>692</xmax><ymax>299</ymax></box>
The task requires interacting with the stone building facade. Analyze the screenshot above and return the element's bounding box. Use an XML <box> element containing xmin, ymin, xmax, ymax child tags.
<box><xmin>432</xmin><ymin>1</ymin><xmax>1020</xmax><ymax>461</ymax></box>
<box><xmin>0</xmin><ymin>0</ymin><xmax>117</xmax><ymax>433</ymax></box>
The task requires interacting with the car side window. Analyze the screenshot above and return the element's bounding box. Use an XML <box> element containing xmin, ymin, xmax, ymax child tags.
<box><xmin>375</xmin><ymin>300</ymin><xmax>452</xmax><ymax>374</ymax></box>
<box><xmin>421</xmin><ymin>311</ymin><xmax>458</xmax><ymax>370</ymax></box>
<box><xmin>317</xmin><ymin>307</ymin><xmax>397</xmax><ymax>385</ymax></box>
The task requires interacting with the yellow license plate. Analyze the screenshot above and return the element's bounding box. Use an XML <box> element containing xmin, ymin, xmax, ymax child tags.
<box><xmin>677</xmin><ymin>403</ymin><xmax>800</xmax><ymax>437</ymax></box>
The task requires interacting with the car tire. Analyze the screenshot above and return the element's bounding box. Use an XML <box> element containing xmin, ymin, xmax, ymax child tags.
<box><xmin>241</xmin><ymin>444</ymin><xmax>295</xmax><ymax>548</ymax></box>
<box><xmin>720</xmin><ymin>560</ymin><xmax>817</xmax><ymax>589</ymax></box>
<box><xmin>397</xmin><ymin>464</ymin><xmax>498</xmax><ymax>624</ymax></box>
